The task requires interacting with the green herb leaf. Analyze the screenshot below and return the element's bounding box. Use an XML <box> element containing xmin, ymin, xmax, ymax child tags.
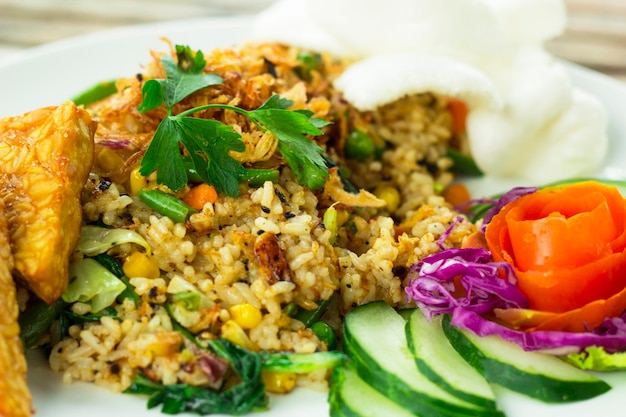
<box><xmin>140</xmin><ymin>108</ymin><xmax>246</xmax><ymax>195</ymax></box>
<box><xmin>138</xmin><ymin>47</ymin><xmax>222</xmax><ymax>113</ymax></box>
<box><xmin>125</xmin><ymin>373</ymin><xmax>164</xmax><ymax>396</ymax></box>
<box><xmin>249</xmin><ymin>98</ymin><xmax>329</xmax><ymax>190</ymax></box>
<box><xmin>138</xmin><ymin>79</ymin><xmax>166</xmax><ymax>113</ymax></box>
<box><xmin>139</xmin><ymin>117</ymin><xmax>189</xmax><ymax>191</ymax></box>
<box><xmin>255</xmin><ymin>94</ymin><xmax>292</xmax><ymax>111</ymax></box>
<box><xmin>160</xmin><ymin>56</ymin><xmax>223</xmax><ymax>107</ymax></box>
<box><xmin>178</xmin><ymin>117</ymin><xmax>246</xmax><ymax>196</ymax></box>
<box><xmin>175</xmin><ymin>45</ymin><xmax>206</xmax><ymax>74</ymax></box>
<box><xmin>137</xmin><ymin>44</ymin><xmax>331</xmax><ymax>197</ymax></box>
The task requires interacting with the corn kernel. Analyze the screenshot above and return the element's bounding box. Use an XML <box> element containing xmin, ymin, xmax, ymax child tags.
<box><xmin>123</xmin><ymin>252</ymin><xmax>161</xmax><ymax>279</ymax></box>
<box><xmin>96</xmin><ymin>148</ymin><xmax>125</xmax><ymax>173</ymax></box>
<box><xmin>374</xmin><ymin>185</ymin><xmax>401</xmax><ymax>213</ymax></box>
<box><xmin>221</xmin><ymin>320</ymin><xmax>257</xmax><ymax>351</ymax></box>
<box><xmin>261</xmin><ymin>371</ymin><xmax>297</xmax><ymax>394</ymax></box>
<box><xmin>228</xmin><ymin>303</ymin><xmax>262</xmax><ymax>330</ymax></box>
<box><xmin>129</xmin><ymin>168</ymin><xmax>147</xmax><ymax>195</ymax></box>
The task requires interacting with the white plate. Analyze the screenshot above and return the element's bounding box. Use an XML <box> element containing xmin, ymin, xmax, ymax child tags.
<box><xmin>3</xmin><ymin>14</ymin><xmax>626</xmax><ymax>417</ymax></box>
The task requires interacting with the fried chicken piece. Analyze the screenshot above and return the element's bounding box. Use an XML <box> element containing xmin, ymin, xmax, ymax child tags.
<box><xmin>0</xmin><ymin>199</ymin><xmax>31</xmax><ymax>417</ymax></box>
<box><xmin>0</xmin><ymin>101</ymin><xmax>96</xmax><ymax>304</ymax></box>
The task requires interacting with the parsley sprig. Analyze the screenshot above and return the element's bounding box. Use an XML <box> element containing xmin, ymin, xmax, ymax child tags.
<box><xmin>138</xmin><ymin>45</ymin><xmax>330</xmax><ymax>196</ymax></box>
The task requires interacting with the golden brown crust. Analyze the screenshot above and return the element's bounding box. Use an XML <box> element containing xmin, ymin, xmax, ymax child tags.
<box><xmin>0</xmin><ymin>101</ymin><xmax>96</xmax><ymax>304</ymax></box>
<box><xmin>0</xmin><ymin>198</ymin><xmax>31</xmax><ymax>417</ymax></box>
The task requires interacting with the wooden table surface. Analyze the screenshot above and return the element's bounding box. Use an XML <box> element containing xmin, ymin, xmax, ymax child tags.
<box><xmin>0</xmin><ymin>0</ymin><xmax>625</xmax><ymax>82</ymax></box>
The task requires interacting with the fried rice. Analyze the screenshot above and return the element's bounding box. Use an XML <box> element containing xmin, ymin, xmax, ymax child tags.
<box><xmin>44</xmin><ymin>41</ymin><xmax>476</xmax><ymax>395</ymax></box>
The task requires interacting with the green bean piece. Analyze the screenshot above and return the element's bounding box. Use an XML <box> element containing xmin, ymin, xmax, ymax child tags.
<box><xmin>138</xmin><ymin>189</ymin><xmax>197</xmax><ymax>223</ymax></box>
<box><xmin>345</xmin><ymin>130</ymin><xmax>376</xmax><ymax>160</ymax></box>
<box><xmin>311</xmin><ymin>321</ymin><xmax>337</xmax><ymax>350</ymax></box>
<box><xmin>446</xmin><ymin>148</ymin><xmax>483</xmax><ymax>177</ymax></box>
<box><xmin>72</xmin><ymin>80</ymin><xmax>118</xmax><ymax>107</ymax></box>
<box><xmin>185</xmin><ymin>161</ymin><xmax>279</xmax><ymax>188</ymax></box>
<box><xmin>19</xmin><ymin>297</ymin><xmax>68</xmax><ymax>348</ymax></box>
<box><xmin>239</xmin><ymin>168</ymin><xmax>280</xmax><ymax>188</ymax></box>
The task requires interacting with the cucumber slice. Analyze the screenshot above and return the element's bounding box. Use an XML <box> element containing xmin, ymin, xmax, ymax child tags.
<box><xmin>406</xmin><ymin>310</ymin><xmax>498</xmax><ymax>408</ymax></box>
<box><xmin>442</xmin><ymin>315</ymin><xmax>611</xmax><ymax>402</ymax></box>
<box><xmin>343</xmin><ymin>301</ymin><xmax>504</xmax><ymax>417</ymax></box>
<box><xmin>329</xmin><ymin>365</ymin><xmax>416</xmax><ymax>417</ymax></box>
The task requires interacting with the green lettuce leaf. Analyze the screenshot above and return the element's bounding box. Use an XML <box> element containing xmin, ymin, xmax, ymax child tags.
<box><xmin>566</xmin><ymin>345</ymin><xmax>626</xmax><ymax>371</ymax></box>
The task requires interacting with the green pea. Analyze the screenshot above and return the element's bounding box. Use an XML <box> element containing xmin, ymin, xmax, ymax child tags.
<box><xmin>311</xmin><ymin>321</ymin><xmax>337</xmax><ymax>351</ymax></box>
<box><xmin>345</xmin><ymin>130</ymin><xmax>375</xmax><ymax>160</ymax></box>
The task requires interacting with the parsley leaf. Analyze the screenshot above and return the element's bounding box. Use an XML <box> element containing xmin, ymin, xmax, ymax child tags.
<box><xmin>139</xmin><ymin>117</ymin><xmax>189</xmax><ymax>191</ymax></box>
<box><xmin>138</xmin><ymin>45</ymin><xmax>331</xmax><ymax>196</ymax></box>
<box><xmin>138</xmin><ymin>45</ymin><xmax>222</xmax><ymax>113</ymax></box>
<box><xmin>249</xmin><ymin>102</ymin><xmax>330</xmax><ymax>191</ymax></box>
<box><xmin>178</xmin><ymin>117</ymin><xmax>246</xmax><ymax>197</ymax></box>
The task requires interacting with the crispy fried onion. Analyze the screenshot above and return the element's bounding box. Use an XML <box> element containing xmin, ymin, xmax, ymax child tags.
<box><xmin>230</xmin><ymin>130</ymin><xmax>279</xmax><ymax>163</ymax></box>
<box><xmin>322</xmin><ymin>167</ymin><xmax>386</xmax><ymax>208</ymax></box>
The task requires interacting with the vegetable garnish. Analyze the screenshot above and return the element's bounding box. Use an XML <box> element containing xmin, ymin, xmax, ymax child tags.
<box><xmin>486</xmin><ymin>181</ymin><xmax>626</xmax><ymax>329</ymax></box>
<box><xmin>408</xmin><ymin>180</ymin><xmax>626</xmax><ymax>358</ymax></box>
<box><xmin>138</xmin><ymin>45</ymin><xmax>330</xmax><ymax>196</ymax></box>
<box><xmin>406</xmin><ymin>247</ymin><xmax>528</xmax><ymax>319</ymax></box>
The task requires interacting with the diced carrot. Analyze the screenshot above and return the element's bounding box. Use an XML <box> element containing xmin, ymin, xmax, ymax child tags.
<box><xmin>443</xmin><ymin>183</ymin><xmax>471</xmax><ymax>207</ymax></box>
<box><xmin>183</xmin><ymin>183</ymin><xmax>218</xmax><ymax>210</ymax></box>
<box><xmin>448</xmin><ymin>98</ymin><xmax>468</xmax><ymax>135</ymax></box>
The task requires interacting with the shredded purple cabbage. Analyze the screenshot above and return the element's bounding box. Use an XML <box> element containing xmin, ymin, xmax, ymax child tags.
<box><xmin>436</xmin><ymin>216</ymin><xmax>464</xmax><ymax>250</ymax></box>
<box><xmin>480</xmin><ymin>186</ymin><xmax>537</xmax><ymax>231</ymax></box>
<box><xmin>451</xmin><ymin>309</ymin><xmax>626</xmax><ymax>354</ymax></box>
<box><xmin>96</xmin><ymin>138</ymin><xmax>133</xmax><ymax>150</ymax></box>
<box><xmin>406</xmin><ymin>248</ymin><xmax>529</xmax><ymax>320</ymax></box>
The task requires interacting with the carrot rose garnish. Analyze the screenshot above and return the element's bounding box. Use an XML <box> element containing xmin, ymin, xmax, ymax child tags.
<box><xmin>485</xmin><ymin>181</ymin><xmax>626</xmax><ymax>332</ymax></box>
<box><xmin>407</xmin><ymin>180</ymin><xmax>626</xmax><ymax>355</ymax></box>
